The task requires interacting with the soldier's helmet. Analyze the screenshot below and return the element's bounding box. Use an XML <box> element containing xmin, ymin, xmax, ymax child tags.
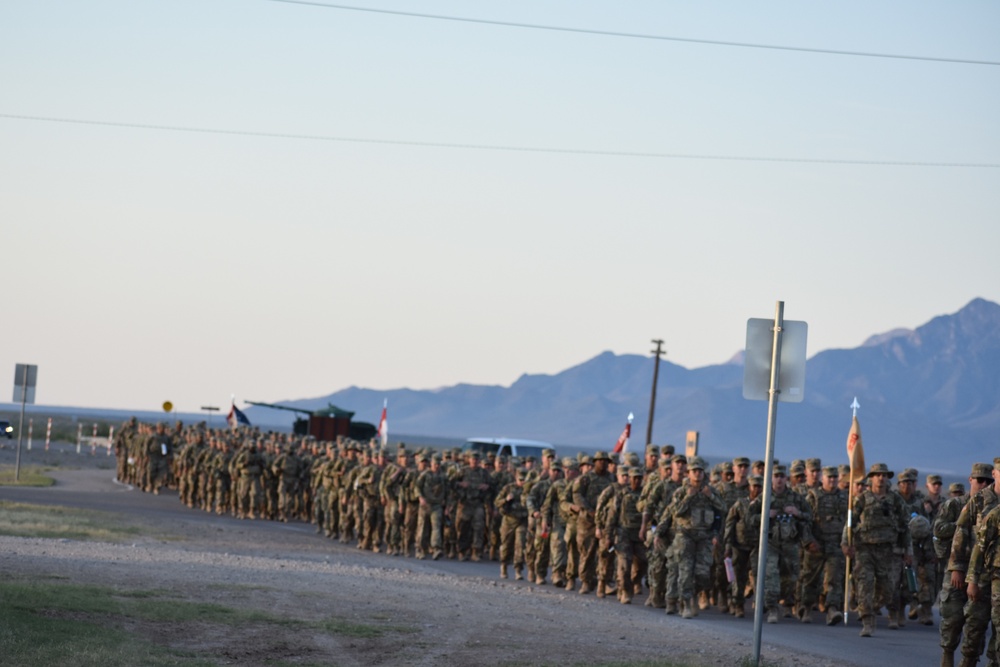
<box><xmin>909</xmin><ymin>514</ymin><xmax>932</xmax><ymax>540</ymax></box>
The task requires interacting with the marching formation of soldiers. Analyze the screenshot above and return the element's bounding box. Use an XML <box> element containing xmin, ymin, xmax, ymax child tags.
<box><xmin>113</xmin><ymin>418</ymin><xmax>999</xmax><ymax>667</ymax></box>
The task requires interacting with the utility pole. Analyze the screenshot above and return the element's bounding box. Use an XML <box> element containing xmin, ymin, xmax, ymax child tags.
<box><xmin>645</xmin><ymin>339</ymin><xmax>665</xmax><ymax>446</ymax></box>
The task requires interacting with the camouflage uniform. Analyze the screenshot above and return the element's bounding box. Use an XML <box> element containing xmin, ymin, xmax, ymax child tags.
<box><xmin>801</xmin><ymin>472</ymin><xmax>849</xmax><ymax>624</ymax></box>
<box><xmin>956</xmin><ymin>478</ymin><xmax>1000</xmax><ymax>666</ymax></box>
<box><xmin>603</xmin><ymin>468</ymin><xmax>646</xmax><ymax>604</ymax></box>
<box><xmin>937</xmin><ymin>487</ymin><xmax>972</xmax><ymax>661</ymax></box>
<box><xmin>415</xmin><ymin>456</ymin><xmax>447</xmax><ymax>559</ymax></box>
<box><xmin>456</xmin><ymin>455</ymin><xmax>491</xmax><ymax>561</ymax></box>
<box><xmin>495</xmin><ymin>474</ymin><xmax>528</xmax><ymax>579</ymax></box>
<box><xmin>844</xmin><ymin>463</ymin><xmax>912</xmax><ymax>637</ymax></box>
<box><xmin>724</xmin><ymin>479</ymin><xmax>762</xmax><ymax>618</ymax></box>
<box><xmin>573</xmin><ymin>454</ymin><xmax>614</xmax><ymax>593</ymax></box>
<box><xmin>966</xmin><ymin>505</ymin><xmax>1000</xmax><ymax>667</ymax></box>
<box><xmin>668</xmin><ymin>459</ymin><xmax>725</xmax><ymax>619</ymax></box>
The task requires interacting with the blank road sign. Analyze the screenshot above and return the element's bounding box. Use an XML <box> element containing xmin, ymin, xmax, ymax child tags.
<box><xmin>13</xmin><ymin>363</ymin><xmax>38</xmax><ymax>404</ymax></box>
<box><xmin>742</xmin><ymin>319</ymin><xmax>807</xmax><ymax>402</ymax></box>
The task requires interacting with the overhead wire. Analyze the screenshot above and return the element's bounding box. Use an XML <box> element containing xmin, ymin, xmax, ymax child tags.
<box><xmin>267</xmin><ymin>0</ymin><xmax>1000</xmax><ymax>67</ymax></box>
<box><xmin>2</xmin><ymin>113</ymin><xmax>997</xmax><ymax>168</ymax></box>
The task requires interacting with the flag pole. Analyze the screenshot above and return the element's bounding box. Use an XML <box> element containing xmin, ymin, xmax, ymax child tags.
<box><xmin>844</xmin><ymin>397</ymin><xmax>860</xmax><ymax>626</ymax></box>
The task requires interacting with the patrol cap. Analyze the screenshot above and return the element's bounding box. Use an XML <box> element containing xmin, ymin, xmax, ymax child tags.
<box><xmin>949</xmin><ymin>482</ymin><xmax>965</xmax><ymax>495</ymax></box>
<box><xmin>790</xmin><ymin>463</ymin><xmax>806</xmax><ymax>477</ymax></box>
<box><xmin>867</xmin><ymin>462</ymin><xmax>894</xmax><ymax>479</ymax></box>
<box><xmin>927</xmin><ymin>474</ymin><xmax>943</xmax><ymax>485</ymax></box>
<box><xmin>658</xmin><ymin>456</ymin><xmax>671</xmax><ymax>468</ymax></box>
<box><xmin>646</xmin><ymin>444</ymin><xmax>660</xmax><ymax>455</ymax></box>
<box><xmin>721</xmin><ymin>462</ymin><xmax>734</xmax><ymax>473</ymax></box>
<box><xmin>416</xmin><ymin>453</ymin><xmax>429</xmax><ymax>463</ymax></box>
<box><xmin>617</xmin><ymin>466</ymin><xmax>630</xmax><ymax>477</ymax></box>
<box><xmin>898</xmin><ymin>469</ymin><xmax>918</xmax><ymax>482</ymax></box>
<box><xmin>564</xmin><ymin>460</ymin><xmax>580</xmax><ymax>472</ymax></box>
<box><xmin>733</xmin><ymin>457</ymin><xmax>750</xmax><ymax>467</ymax></box>
<box><xmin>687</xmin><ymin>456</ymin><xmax>705</xmax><ymax>471</ymax></box>
<box><xmin>971</xmin><ymin>462</ymin><xmax>994</xmax><ymax>480</ymax></box>
<box><xmin>561</xmin><ymin>456</ymin><xmax>575</xmax><ymax>469</ymax></box>
<box><xmin>515</xmin><ymin>468</ymin><xmax>527</xmax><ymax>481</ymax></box>
<box><xmin>661</xmin><ymin>445</ymin><xmax>676</xmax><ymax>456</ymax></box>
<box><xmin>628</xmin><ymin>467</ymin><xmax>645</xmax><ymax>478</ymax></box>
<box><xmin>542</xmin><ymin>448</ymin><xmax>556</xmax><ymax>459</ymax></box>
<box><xmin>822</xmin><ymin>466</ymin><xmax>840</xmax><ymax>477</ymax></box>
<box><xmin>468</xmin><ymin>451</ymin><xmax>481</xmax><ymax>460</ymax></box>
<box><xmin>670</xmin><ymin>454</ymin><xmax>687</xmax><ymax>464</ymax></box>
<box><xmin>753</xmin><ymin>460</ymin><xmax>765</xmax><ymax>469</ymax></box>
<box><xmin>579</xmin><ymin>455</ymin><xmax>593</xmax><ymax>466</ymax></box>
<box><xmin>749</xmin><ymin>474</ymin><xmax>763</xmax><ymax>486</ymax></box>
<box><xmin>625</xmin><ymin>452</ymin><xmax>641</xmax><ymax>467</ymax></box>
<box><xmin>593</xmin><ymin>451</ymin><xmax>613</xmax><ymax>462</ymax></box>
<box><xmin>806</xmin><ymin>458</ymin><xmax>822</xmax><ymax>471</ymax></box>
<box><xmin>791</xmin><ymin>459</ymin><xmax>804</xmax><ymax>471</ymax></box>
<box><xmin>525</xmin><ymin>456</ymin><xmax>537</xmax><ymax>464</ymax></box>
<box><xmin>837</xmin><ymin>464</ymin><xmax>851</xmax><ymax>477</ymax></box>
<box><xmin>549</xmin><ymin>461</ymin><xmax>562</xmax><ymax>472</ymax></box>
<box><xmin>773</xmin><ymin>464</ymin><xmax>788</xmax><ymax>477</ymax></box>
<box><xmin>994</xmin><ymin>457</ymin><xmax>1000</xmax><ymax>469</ymax></box>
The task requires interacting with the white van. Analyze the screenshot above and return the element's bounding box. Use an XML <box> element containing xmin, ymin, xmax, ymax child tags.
<box><xmin>462</xmin><ymin>437</ymin><xmax>553</xmax><ymax>461</ymax></box>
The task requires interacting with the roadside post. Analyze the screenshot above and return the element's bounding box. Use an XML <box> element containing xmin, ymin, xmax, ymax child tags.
<box><xmin>12</xmin><ymin>363</ymin><xmax>38</xmax><ymax>482</ymax></box>
<box><xmin>743</xmin><ymin>303</ymin><xmax>807</xmax><ymax>666</ymax></box>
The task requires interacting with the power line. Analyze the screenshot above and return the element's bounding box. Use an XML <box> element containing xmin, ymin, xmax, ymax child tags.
<box><xmin>2</xmin><ymin>113</ymin><xmax>997</xmax><ymax>168</ymax></box>
<box><xmin>268</xmin><ymin>0</ymin><xmax>1000</xmax><ymax>67</ymax></box>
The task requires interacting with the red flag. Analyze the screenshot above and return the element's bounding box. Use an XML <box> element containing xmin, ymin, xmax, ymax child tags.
<box><xmin>612</xmin><ymin>421</ymin><xmax>631</xmax><ymax>455</ymax></box>
<box><xmin>377</xmin><ymin>400</ymin><xmax>388</xmax><ymax>448</ymax></box>
<box><xmin>846</xmin><ymin>415</ymin><xmax>865</xmax><ymax>483</ymax></box>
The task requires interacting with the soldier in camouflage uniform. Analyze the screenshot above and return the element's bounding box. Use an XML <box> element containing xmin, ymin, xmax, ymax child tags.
<box><xmin>751</xmin><ymin>464</ymin><xmax>814</xmax><ymax>624</ymax></box>
<box><xmin>271</xmin><ymin>442</ymin><xmax>301</xmax><ymax>522</ymax></box>
<box><xmin>724</xmin><ymin>474</ymin><xmax>763</xmax><ymax>618</ymax></box>
<box><xmin>594</xmin><ymin>465</ymin><xmax>630</xmax><ymax>598</ymax></box>
<box><xmin>801</xmin><ymin>466</ymin><xmax>849</xmax><ymax>625</ymax></box>
<box><xmin>147</xmin><ymin>422</ymin><xmax>173</xmax><ymax>495</ymax></box>
<box><xmin>380</xmin><ymin>447</ymin><xmax>409</xmax><ymax>555</ymax></box>
<box><xmin>542</xmin><ymin>459</ymin><xmax>578</xmax><ymax>589</ymax></box>
<box><xmin>896</xmin><ymin>467</ymin><xmax>930</xmax><ymax>624</ymax></box>
<box><xmin>937</xmin><ymin>465</ymin><xmax>991</xmax><ymax>667</ymax></box>
<box><xmin>527</xmin><ymin>460</ymin><xmax>556</xmax><ymax>584</ymax></box>
<box><xmin>573</xmin><ymin>451</ymin><xmax>614</xmax><ymax>594</ymax></box>
<box><xmin>965</xmin><ymin>503</ymin><xmax>1000</xmax><ymax>667</ymax></box>
<box><xmin>233</xmin><ymin>441</ymin><xmax>264</xmax><ymax>519</ymax></box>
<box><xmin>488</xmin><ymin>455</ymin><xmax>512</xmax><ymax>561</ymax></box>
<box><xmin>954</xmin><ymin>459</ymin><xmax>1000</xmax><ymax>667</ymax></box>
<box><xmin>415</xmin><ymin>453</ymin><xmax>447</xmax><ymax>560</ymax></box>
<box><xmin>456</xmin><ymin>451</ymin><xmax>491</xmax><ymax>561</ymax></box>
<box><xmin>842</xmin><ymin>463</ymin><xmax>912</xmax><ymax>637</ymax></box>
<box><xmin>666</xmin><ymin>456</ymin><xmax>725</xmax><ymax>619</ymax></box>
<box><xmin>354</xmin><ymin>446</ymin><xmax>382</xmax><ymax>552</ymax></box>
<box><xmin>604</xmin><ymin>466</ymin><xmax>646</xmax><ymax>604</ymax></box>
<box><xmin>646</xmin><ymin>454</ymin><xmax>688</xmax><ymax>612</ymax></box>
<box><xmin>495</xmin><ymin>469</ymin><xmax>529</xmax><ymax>579</ymax></box>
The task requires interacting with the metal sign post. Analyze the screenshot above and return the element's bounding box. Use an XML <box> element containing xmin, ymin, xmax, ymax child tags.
<box><xmin>13</xmin><ymin>363</ymin><xmax>38</xmax><ymax>482</ymax></box>
<box><xmin>742</xmin><ymin>303</ymin><xmax>807</xmax><ymax>666</ymax></box>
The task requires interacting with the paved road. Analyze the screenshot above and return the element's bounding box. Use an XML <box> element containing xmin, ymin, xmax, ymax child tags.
<box><xmin>1</xmin><ymin>468</ymin><xmax>947</xmax><ymax>667</ymax></box>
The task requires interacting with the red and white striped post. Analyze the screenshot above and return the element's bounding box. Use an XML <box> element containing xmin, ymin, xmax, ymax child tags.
<box><xmin>107</xmin><ymin>425</ymin><xmax>114</xmax><ymax>456</ymax></box>
<box><xmin>91</xmin><ymin>423</ymin><xmax>98</xmax><ymax>455</ymax></box>
<box><xmin>27</xmin><ymin>418</ymin><xmax>33</xmax><ymax>450</ymax></box>
<box><xmin>45</xmin><ymin>417</ymin><xmax>52</xmax><ymax>451</ymax></box>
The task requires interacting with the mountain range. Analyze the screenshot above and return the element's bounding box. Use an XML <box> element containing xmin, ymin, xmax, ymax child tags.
<box><xmin>245</xmin><ymin>298</ymin><xmax>1000</xmax><ymax>475</ymax></box>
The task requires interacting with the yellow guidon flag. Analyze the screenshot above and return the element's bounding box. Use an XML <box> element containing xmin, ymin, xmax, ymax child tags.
<box><xmin>846</xmin><ymin>398</ymin><xmax>866</xmax><ymax>483</ymax></box>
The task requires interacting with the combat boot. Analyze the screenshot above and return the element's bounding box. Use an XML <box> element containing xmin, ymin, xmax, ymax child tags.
<box><xmin>826</xmin><ymin>608</ymin><xmax>844</xmax><ymax>626</ymax></box>
<box><xmin>471</xmin><ymin>549</ymin><xmax>481</xmax><ymax>562</ymax></box>
<box><xmin>536</xmin><ymin>575</ymin><xmax>547</xmax><ymax>585</ymax></box>
<box><xmin>564</xmin><ymin>579</ymin><xmax>575</xmax><ymax>592</ymax></box>
<box><xmin>940</xmin><ymin>651</ymin><xmax>954</xmax><ymax>667</ymax></box>
<box><xmin>957</xmin><ymin>655</ymin><xmax>978</xmax><ymax>667</ymax></box>
<box><xmin>500</xmin><ymin>563</ymin><xmax>508</xmax><ymax>579</ymax></box>
<box><xmin>579</xmin><ymin>581</ymin><xmax>592</xmax><ymax>595</ymax></box>
<box><xmin>767</xmin><ymin>607</ymin><xmax>779</xmax><ymax>624</ymax></box>
<box><xmin>860</xmin><ymin>615</ymin><xmax>875</xmax><ymax>637</ymax></box>
<box><xmin>734</xmin><ymin>604</ymin><xmax>745</xmax><ymax>619</ymax></box>
<box><xmin>665</xmin><ymin>598</ymin><xmax>679</xmax><ymax>615</ymax></box>
<box><xmin>515</xmin><ymin>567</ymin><xmax>523</xmax><ymax>581</ymax></box>
<box><xmin>620</xmin><ymin>589</ymin><xmax>632</xmax><ymax>605</ymax></box>
<box><xmin>698</xmin><ymin>591</ymin><xmax>710</xmax><ymax>610</ymax></box>
<box><xmin>681</xmin><ymin>599</ymin><xmax>695</xmax><ymax>619</ymax></box>
<box><xmin>798</xmin><ymin>606</ymin><xmax>812</xmax><ymax>624</ymax></box>
<box><xmin>919</xmin><ymin>604</ymin><xmax>934</xmax><ymax>626</ymax></box>
<box><xmin>888</xmin><ymin>609</ymin><xmax>900</xmax><ymax>630</ymax></box>
<box><xmin>596</xmin><ymin>581</ymin><xmax>607</xmax><ymax>598</ymax></box>
<box><xmin>908</xmin><ymin>604</ymin><xmax>919</xmax><ymax>620</ymax></box>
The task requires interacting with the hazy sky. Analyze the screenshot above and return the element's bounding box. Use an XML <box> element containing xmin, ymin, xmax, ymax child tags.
<box><xmin>3</xmin><ymin>1</ymin><xmax>998</xmax><ymax>416</ymax></box>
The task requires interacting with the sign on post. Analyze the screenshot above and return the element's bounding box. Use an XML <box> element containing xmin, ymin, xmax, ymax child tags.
<box><xmin>743</xmin><ymin>319</ymin><xmax>808</xmax><ymax>402</ymax></box>
<box><xmin>13</xmin><ymin>363</ymin><xmax>38</xmax><ymax>404</ymax></box>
